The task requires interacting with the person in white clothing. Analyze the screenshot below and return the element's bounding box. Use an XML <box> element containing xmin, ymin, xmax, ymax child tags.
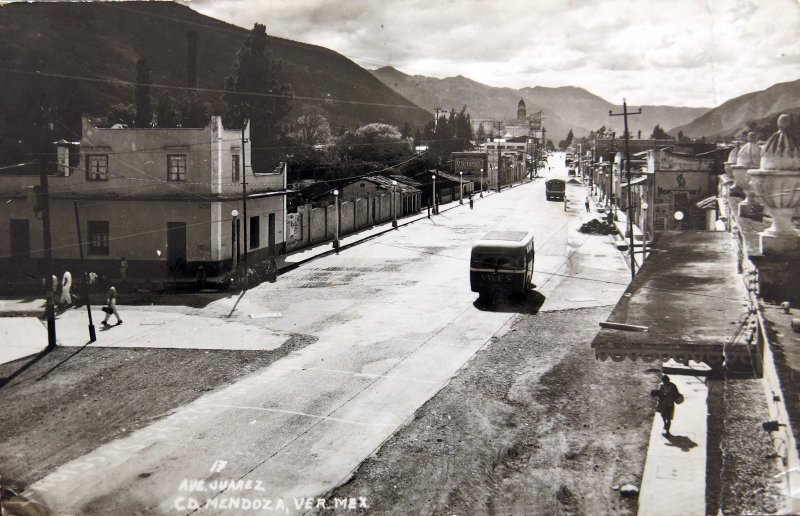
<box><xmin>60</xmin><ymin>271</ymin><xmax>72</xmax><ymax>306</ymax></box>
<box><xmin>102</xmin><ymin>286</ymin><xmax>122</xmax><ymax>326</ymax></box>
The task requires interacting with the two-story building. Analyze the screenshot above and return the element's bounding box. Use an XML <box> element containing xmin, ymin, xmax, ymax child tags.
<box><xmin>0</xmin><ymin>115</ymin><xmax>287</xmax><ymax>282</ymax></box>
<box><xmin>645</xmin><ymin>147</ymin><xmax>722</xmax><ymax>231</ymax></box>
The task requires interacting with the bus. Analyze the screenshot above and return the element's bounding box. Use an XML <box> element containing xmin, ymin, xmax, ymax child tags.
<box><xmin>470</xmin><ymin>230</ymin><xmax>535</xmax><ymax>299</ymax></box>
<box><xmin>545</xmin><ymin>178</ymin><xmax>566</xmax><ymax>201</ymax></box>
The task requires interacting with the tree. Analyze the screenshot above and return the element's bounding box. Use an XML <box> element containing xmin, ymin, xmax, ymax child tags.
<box><xmin>400</xmin><ymin>122</ymin><xmax>411</xmax><ymax>140</ymax></box>
<box><xmin>105</xmin><ymin>103</ymin><xmax>136</xmax><ymax>127</ymax></box>
<box><xmin>154</xmin><ymin>96</ymin><xmax>179</xmax><ymax>128</ymax></box>
<box><xmin>413</xmin><ymin>128</ymin><xmax>423</xmax><ymax>146</ymax></box>
<box><xmin>223</xmin><ymin>23</ymin><xmax>294</xmax><ymax>172</ymax></box>
<box><xmin>650</xmin><ymin>124</ymin><xmax>671</xmax><ymax>140</ymax></box>
<box><xmin>546</xmin><ymin>139</ymin><xmax>555</xmax><ymax>152</ymax></box>
<box><xmin>476</xmin><ymin>123</ymin><xmax>486</xmax><ymax>143</ymax></box>
<box><xmin>565</xmin><ymin>129</ymin><xmax>574</xmax><ymax>147</ymax></box>
<box><xmin>134</xmin><ymin>58</ymin><xmax>152</xmax><ymax>128</ymax></box>
<box><xmin>339</xmin><ymin>123</ymin><xmax>411</xmax><ymax>163</ymax></box>
<box><xmin>181</xmin><ymin>93</ymin><xmax>209</xmax><ymax>128</ymax></box>
<box><xmin>292</xmin><ymin>111</ymin><xmax>331</xmax><ymax>146</ymax></box>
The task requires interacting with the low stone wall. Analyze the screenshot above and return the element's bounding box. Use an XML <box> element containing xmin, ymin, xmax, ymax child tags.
<box><xmin>286</xmin><ymin>193</ymin><xmax>409</xmax><ymax>252</ymax></box>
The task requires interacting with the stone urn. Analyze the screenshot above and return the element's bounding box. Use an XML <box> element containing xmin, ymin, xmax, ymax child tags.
<box><xmin>721</xmin><ymin>144</ymin><xmax>738</xmax><ymax>198</ymax></box>
<box><xmin>747</xmin><ymin>114</ymin><xmax>800</xmax><ymax>254</ymax></box>
<box><xmin>731</xmin><ymin>132</ymin><xmax>762</xmax><ymax>217</ymax></box>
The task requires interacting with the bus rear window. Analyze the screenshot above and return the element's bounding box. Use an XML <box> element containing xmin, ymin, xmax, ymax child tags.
<box><xmin>471</xmin><ymin>254</ymin><xmax>524</xmax><ymax>269</ymax></box>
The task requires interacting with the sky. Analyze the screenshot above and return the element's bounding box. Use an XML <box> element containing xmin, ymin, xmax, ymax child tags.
<box><xmin>189</xmin><ymin>0</ymin><xmax>800</xmax><ymax>108</ymax></box>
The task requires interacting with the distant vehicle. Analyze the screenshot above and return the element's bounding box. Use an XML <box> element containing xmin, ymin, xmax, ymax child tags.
<box><xmin>545</xmin><ymin>178</ymin><xmax>566</xmax><ymax>201</ymax></box>
<box><xmin>470</xmin><ymin>230</ymin><xmax>535</xmax><ymax>298</ymax></box>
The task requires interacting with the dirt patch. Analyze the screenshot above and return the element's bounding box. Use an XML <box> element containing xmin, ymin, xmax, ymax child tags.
<box><xmin>706</xmin><ymin>379</ymin><xmax>785</xmax><ymax>514</ymax></box>
<box><xmin>0</xmin><ymin>333</ymin><xmax>316</xmax><ymax>492</ymax></box>
<box><xmin>318</xmin><ymin>306</ymin><xmax>656</xmax><ymax>515</ymax></box>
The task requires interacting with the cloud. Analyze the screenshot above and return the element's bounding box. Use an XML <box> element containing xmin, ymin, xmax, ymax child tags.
<box><xmin>189</xmin><ymin>0</ymin><xmax>800</xmax><ymax>107</ymax></box>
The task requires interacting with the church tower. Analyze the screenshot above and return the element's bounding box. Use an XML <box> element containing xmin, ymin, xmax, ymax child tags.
<box><xmin>517</xmin><ymin>98</ymin><xmax>527</xmax><ymax>120</ymax></box>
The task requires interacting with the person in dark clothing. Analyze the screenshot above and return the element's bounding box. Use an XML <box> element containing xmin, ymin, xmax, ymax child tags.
<box><xmin>651</xmin><ymin>375</ymin><xmax>682</xmax><ymax>437</ymax></box>
<box><xmin>585</xmin><ymin>197</ymin><xmax>590</xmax><ymax>212</ymax></box>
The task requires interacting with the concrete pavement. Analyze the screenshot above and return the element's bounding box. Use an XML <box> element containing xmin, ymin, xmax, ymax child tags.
<box><xmin>23</xmin><ymin>169</ymin><xmax>635</xmax><ymax>514</ymax></box>
<box><xmin>0</xmin><ymin>317</ymin><xmax>48</xmax><ymax>365</ymax></box>
<box><xmin>5</xmin><ymin>156</ymin><xmax>714</xmax><ymax>516</ymax></box>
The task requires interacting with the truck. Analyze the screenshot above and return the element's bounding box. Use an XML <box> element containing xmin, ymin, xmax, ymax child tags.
<box><xmin>545</xmin><ymin>178</ymin><xmax>566</xmax><ymax>201</ymax></box>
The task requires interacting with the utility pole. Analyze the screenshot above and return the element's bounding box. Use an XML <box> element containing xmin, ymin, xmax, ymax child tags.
<box><xmin>241</xmin><ymin>120</ymin><xmax>248</xmax><ymax>286</ymax></box>
<box><xmin>609</xmin><ymin>100</ymin><xmax>642</xmax><ymax>280</ymax></box>
<box><xmin>609</xmin><ymin>131</ymin><xmax>616</xmax><ymax>214</ymax></box>
<box><xmin>494</xmin><ymin>121</ymin><xmax>503</xmax><ymax>190</ymax></box>
<box><xmin>541</xmin><ymin>126</ymin><xmax>547</xmax><ymax>170</ymax></box>
<box><xmin>37</xmin><ymin>107</ymin><xmax>56</xmax><ymax>349</ymax></box>
<box><xmin>434</xmin><ymin>107</ymin><xmax>442</xmax><ymax>130</ymax></box>
<box><xmin>73</xmin><ymin>201</ymin><xmax>96</xmax><ymax>342</ymax></box>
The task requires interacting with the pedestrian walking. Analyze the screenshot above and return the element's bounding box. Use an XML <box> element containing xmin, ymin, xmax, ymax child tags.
<box><xmin>469</xmin><ymin>194</ymin><xmax>474</xmax><ymax>210</ymax></box>
<box><xmin>101</xmin><ymin>285</ymin><xmax>122</xmax><ymax>326</ymax></box>
<box><xmin>59</xmin><ymin>270</ymin><xmax>73</xmax><ymax>306</ymax></box>
<box><xmin>585</xmin><ymin>197</ymin><xmax>590</xmax><ymax>212</ymax></box>
<box><xmin>650</xmin><ymin>375</ymin><xmax>683</xmax><ymax>437</ymax></box>
<box><xmin>120</xmin><ymin>256</ymin><xmax>128</xmax><ymax>283</ymax></box>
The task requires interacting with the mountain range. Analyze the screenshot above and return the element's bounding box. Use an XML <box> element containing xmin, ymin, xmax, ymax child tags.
<box><xmin>670</xmin><ymin>78</ymin><xmax>800</xmax><ymax>139</ymax></box>
<box><xmin>371</xmin><ymin>66</ymin><xmax>710</xmax><ymax>141</ymax></box>
<box><xmin>0</xmin><ymin>1</ymin><xmax>430</xmax><ymax>147</ymax></box>
<box><xmin>0</xmin><ymin>0</ymin><xmax>797</xmax><ymax>154</ymax></box>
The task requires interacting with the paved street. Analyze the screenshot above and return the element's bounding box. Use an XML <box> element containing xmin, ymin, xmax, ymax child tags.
<box><xmin>26</xmin><ymin>156</ymin><xmax>631</xmax><ymax>514</ymax></box>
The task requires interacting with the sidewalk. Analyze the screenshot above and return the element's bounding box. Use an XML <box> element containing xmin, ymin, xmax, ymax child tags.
<box><xmin>0</xmin><ymin>196</ymin><xmax>484</xmax><ymax>365</ymax></box>
<box><xmin>278</xmin><ymin>191</ymin><xmax>495</xmax><ymax>272</ymax></box>
<box><xmin>586</xmin><ymin>190</ymin><xmax>648</xmax><ymax>269</ymax></box>
<box><xmin>637</xmin><ymin>375</ymin><xmax>709</xmax><ymax>516</ymax></box>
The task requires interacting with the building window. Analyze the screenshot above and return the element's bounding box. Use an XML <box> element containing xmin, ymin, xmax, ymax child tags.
<box><xmin>86</xmin><ymin>155</ymin><xmax>108</xmax><ymax>181</ymax></box>
<box><xmin>232</xmin><ymin>155</ymin><xmax>240</xmax><ymax>183</ymax></box>
<box><xmin>249</xmin><ymin>215</ymin><xmax>260</xmax><ymax>249</ymax></box>
<box><xmin>168</xmin><ymin>154</ymin><xmax>187</xmax><ymax>182</ymax></box>
<box><xmin>87</xmin><ymin>221</ymin><xmax>110</xmax><ymax>255</ymax></box>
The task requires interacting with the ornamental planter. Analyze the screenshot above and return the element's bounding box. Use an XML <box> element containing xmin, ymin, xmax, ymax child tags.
<box><xmin>747</xmin><ymin>114</ymin><xmax>800</xmax><ymax>254</ymax></box>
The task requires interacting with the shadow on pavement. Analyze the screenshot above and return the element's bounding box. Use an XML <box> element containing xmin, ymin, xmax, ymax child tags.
<box><xmin>0</xmin><ymin>347</ymin><xmax>54</xmax><ymax>389</ymax></box>
<box><xmin>473</xmin><ymin>290</ymin><xmax>546</xmax><ymax>314</ymax></box>
<box><xmin>665</xmin><ymin>434</ymin><xmax>698</xmax><ymax>452</ymax></box>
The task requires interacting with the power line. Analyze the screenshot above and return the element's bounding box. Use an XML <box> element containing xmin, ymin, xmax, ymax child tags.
<box><xmin>0</xmin><ymin>67</ymin><xmax>426</xmax><ymax>112</ymax></box>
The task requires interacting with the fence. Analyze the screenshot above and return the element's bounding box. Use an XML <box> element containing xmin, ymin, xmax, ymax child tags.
<box><xmin>286</xmin><ymin>192</ymin><xmax>401</xmax><ymax>252</ymax></box>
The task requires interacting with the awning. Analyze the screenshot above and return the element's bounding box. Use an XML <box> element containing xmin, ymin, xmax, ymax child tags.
<box><xmin>591</xmin><ymin>231</ymin><xmax>754</xmax><ymax>370</ymax></box>
<box><xmin>620</xmin><ymin>176</ymin><xmax>648</xmax><ymax>188</ymax></box>
<box><xmin>695</xmin><ymin>196</ymin><xmax>718</xmax><ymax>210</ymax></box>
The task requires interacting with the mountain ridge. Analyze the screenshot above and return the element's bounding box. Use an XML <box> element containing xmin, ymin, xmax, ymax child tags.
<box><xmin>371</xmin><ymin>66</ymin><xmax>710</xmax><ymax>140</ymax></box>
<box><xmin>0</xmin><ymin>1</ymin><xmax>432</xmax><ymax>157</ymax></box>
<box><xmin>670</xmin><ymin>78</ymin><xmax>800</xmax><ymax>138</ymax></box>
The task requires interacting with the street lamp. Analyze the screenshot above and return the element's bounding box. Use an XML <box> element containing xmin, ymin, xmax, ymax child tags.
<box><xmin>641</xmin><ymin>202</ymin><xmax>649</xmax><ymax>259</ymax></box>
<box><xmin>431</xmin><ymin>174</ymin><xmax>437</xmax><ymax>214</ymax></box>
<box><xmin>231</xmin><ymin>209</ymin><xmax>239</xmax><ymax>271</ymax></box>
<box><xmin>459</xmin><ymin>172</ymin><xmax>463</xmax><ymax>204</ymax></box>
<box><xmin>333</xmin><ymin>190</ymin><xmax>340</xmax><ymax>251</ymax></box>
<box><xmin>479</xmin><ymin>168</ymin><xmax>484</xmax><ymax>197</ymax></box>
<box><xmin>391</xmin><ymin>180</ymin><xmax>398</xmax><ymax>228</ymax></box>
<box><xmin>674</xmin><ymin>210</ymin><xmax>684</xmax><ymax>231</ymax></box>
